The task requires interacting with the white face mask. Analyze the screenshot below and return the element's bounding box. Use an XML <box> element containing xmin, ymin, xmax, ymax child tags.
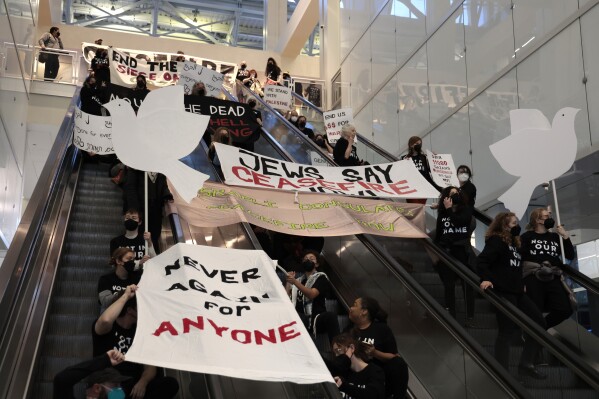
<box><xmin>458</xmin><ymin>173</ymin><xmax>470</xmax><ymax>182</ymax></box>
<box><xmin>290</xmin><ymin>116</ymin><xmax>298</xmax><ymax>122</ymax></box>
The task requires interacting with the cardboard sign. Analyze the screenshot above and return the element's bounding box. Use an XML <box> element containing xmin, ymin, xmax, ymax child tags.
<box><xmin>73</xmin><ymin>106</ymin><xmax>114</xmax><ymax>154</ymax></box>
<box><xmin>426</xmin><ymin>150</ymin><xmax>459</xmax><ymax>188</ymax></box>
<box><xmin>323</xmin><ymin>108</ymin><xmax>354</xmax><ymax>144</ymax></box>
<box><xmin>171</xmin><ymin>181</ymin><xmax>426</xmax><ymax>237</ymax></box>
<box><xmin>215</xmin><ymin>143</ymin><xmax>440</xmax><ymax>199</ymax></box>
<box><xmin>125</xmin><ymin>243</ymin><xmax>334</xmax><ymax>384</ymax></box>
<box><xmin>177</xmin><ymin>61</ymin><xmax>224</xmax><ymax>97</ymax></box>
<box><xmin>263</xmin><ymin>85</ymin><xmax>292</xmax><ymax>110</ymax></box>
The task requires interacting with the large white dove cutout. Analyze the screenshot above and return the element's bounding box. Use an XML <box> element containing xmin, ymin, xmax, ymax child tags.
<box><xmin>490</xmin><ymin>108</ymin><xmax>579</xmax><ymax>218</ymax></box>
<box><xmin>103</xmin><ymin>85</ymin><xmax>210</xmax><ymax>202</ymax></box>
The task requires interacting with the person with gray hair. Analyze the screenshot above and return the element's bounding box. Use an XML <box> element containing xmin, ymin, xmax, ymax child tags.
<box><xmin>333</xmin><ymin>124</ymin><xmax>367</xmax><ymax>166</ymax></box>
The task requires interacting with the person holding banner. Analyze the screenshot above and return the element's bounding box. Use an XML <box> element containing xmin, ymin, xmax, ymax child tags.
<box><xmin>401</xmin><ymin>136</ymin><xmax>439</xmax><ymax>204</ymax></box>
<box><xmin>190</xmin><ymin>81</ymin><xmax>206</xmax><ymax>97</ymax></box>
<box><xmin>91</xmin><ymin>48</ymin><xmax>110</xmax><ymax>87</ymax></box>
<box><xmin>332</xmin><ymin>334</ymin><xmax>386</xmax><ymax>399</ymax></box>
<box><xmin>80</xmin><ymin>75</ymin><xmax>108</xmax><ymax>117</ymax></box>
<box><xmin>456</xmin><ymin>165</ymin><xmax>476</xmax><ymax>209</ymax></box>
<box><xmin>333</xmin><ymin>124</ymin><xmax>367</xmax><ymax>167</ymax></box>
<box><xmin>98</xmin><ymin>248</ymin><xmax>142</xmax><ymax>312</ymax></box>
<box><xmin>93</xmin><ymin>285</ymin><xmax>179</xmax><ymax>399</ymax></box>
<box><xmin>235</xmin><ymin>61</ymin><xmax>250</xmax><ymax>102</ymax></box>
<box><xmin>265</xmin><ymin>57</ymin><xmax>282</xmax><ymax>85</ymax></box>
<box><xmin>244</xmin><ymin>69</ymin><xmax>263</xmax><ymax>97</ymax></box>
<box><xmin>434</xmin><ymin>186</ymin><xmax>476</xmax><ymax>325</ymax></box>
<box><xmin>348</xmin><ymin>297</ymin><xmax>408</xmax><ymax>399</ymax></box>
<box><xmin>110</xmin><ymin>209</ymin><xmax>155</xmax><ymax>264</ymax></box>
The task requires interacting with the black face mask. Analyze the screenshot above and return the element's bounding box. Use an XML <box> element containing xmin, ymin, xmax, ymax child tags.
<box><xmin>123</xmin><ymin>260</ymin><xmax>136</xmax><ymax>273</ymax></box>
<box><xmin>332</xmin><ymin>353</ymin><xmax>351</xmax><ymax>375</ymax></box>
<box><xmin>450</xmin><ymin>193</ymin><xmax>461</xmax><ymax>204</ymax></box>
<box><xmin>241</xmin><ymin>64</ymin><xmax>246</xmax><ymax>69</ymax></box>
<box><xmin>413</xmin><ymin>144</ymin><xmax>422</xmax><ymax>153</ymax></box>
<box><xmin>298</xmin><ymin>122</ymin><xmax>306</xmax><ymax>128</ymax></box>
<box><xmin>302</xmin><ymin>260</ymin><xmax>315</xmax><ymax>272</ymax></box>
<box><xmin>194</xmin><ymin>89</ymin><xmax>206</xmax><ymax>96</ymax></box>
<box><xmin>124</xmin><ymin>219</ymin><xmax>139</xmax><ymax>231</ymax></box>
<box><xmin>136</xmin><ymin>81</ymin><xmax>145</xmax><ymax>89</ymax></box>
<box><xmin>510</xmin><ymin>225</ymin><xmax>521</xmax><ymax>236</ymax></box>
<box><xmin>543</xmin><ymin>218</ymin><xmax>555</xmax><ymax>229</ymax></box>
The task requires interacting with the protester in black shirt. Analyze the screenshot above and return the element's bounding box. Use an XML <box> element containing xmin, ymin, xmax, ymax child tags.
<box><xmin>265</xmin><ymin>57</ymin><xmax>281</xmax><ymax>85</ymax></box>
<box><xmin>305</xmin><ymin>82</ymin><xmax>322</xmax><ymax>107</ymax></box>
<box><xmin>400</xmin><ymin>136</ymin><xmax>439</xmax><ymax>204</ymax></box>
<box><xmin>348</xmin><ymin>297</ymin><xmax>408</xmax><ymax>399</ymax></box>
<box><xmin>520</xmin><ymin>207</ymin><xmax>575</xmax><ymax>329</ymax></box>
<box><xmin>93</xmin><ymin>285</ymin><xmax>179</xmax><ymax>398</ymax></box>
<box><xmin>478</xmin><ymin>212</ymin><xmax>547</xmax><ymax>379</ymax></box>
<box><xmin>434</xmin><ymin>186</ymin><xmax>475</xmax><ymax>323</ymax></box>
<box><xmin>287</xmin><ymin>250</ymin><xmax>339</xmax><ymax>341</ymax></box>
<box><xmin>333</xmin><ymin>124</ymin><xmax>366</xmax><ymax>167</ymax></box>
<box><xmin>456</xmin><ymin>165</ymin><xmax>476</xmax><ymax>209</ymax></box>
<box><xmin>235</xmin><ymin>61</ymin><xmax>250</xmax><ymax>102</ymax></box>
<box><xmin>332</xmin><ymin>333</ymin><xmax>385</xmax><ymax>399</ymax></box>
<box><xmin>53</xmin><ymin>349</ymin><xmax>128</xmax><ymax>399</ymax></box>
<box><xmin>98</xmin><ymin>247</ymin><xmax>141</xmax><ymax>312</ymax></box>
<box><xmin>80</xmin><ymin>75</ymin><xmax>108</xmax><ymax>116</ymax></box>
<box><xmin>191</xmin><ymin>81</ymin><xmax>206</xmax><ymax>97</ymax></box>
<box><xmin>296</xmin><ymin>115</ymin><xmax>314</xmax><ymax>139</ymax></box>
<box><xmin>314</xmin><ymin>133</ymin><xmax>334</xmax><ymax>153</ymax></box>
<box><xmin>91</xmin><ymin>48</ymin><xmax>110</xmax><ymax>86</ymax></box>
<box><xmin>110</xmin><ymin>208</ymin><xmax>155</xmax><ymax>265</ymax></box>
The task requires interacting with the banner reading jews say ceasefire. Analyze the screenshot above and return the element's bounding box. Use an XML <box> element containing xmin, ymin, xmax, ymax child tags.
<box><xmin>125</xmin><ymin>243</ymin><xmax>334</xmax><ymax>384</ymax></box>
<box><xmin>170</xmin><ymin>181</ymin><xmax>426</xmax><ymax>237</ymax></box>
<box><xmin>426</xmin><ymin>150</ymin><xmax>459</xmax><ymax>188</ymax></box>
<box><xmin>215</xmin><ymin>143</ymin><xmax>440</xmax><ymax>198</ymax></box>
<box><xmin>73</xmin><ymin>106</ymin><xmax>114</xmax><ymax>155</ymax></box>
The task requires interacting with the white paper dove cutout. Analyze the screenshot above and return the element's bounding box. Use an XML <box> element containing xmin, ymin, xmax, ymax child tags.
<box><xmin>490</xmin><ymin>108</ymin><xmax>579</xmax><ymax>218</ymax></box>
<box><xmin>103</xmin><ymin>85</ymin><xmax>210</xmax><ymax>202</ymax></box>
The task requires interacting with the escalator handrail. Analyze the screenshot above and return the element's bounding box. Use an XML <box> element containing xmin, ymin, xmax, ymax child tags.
<box><xmin>290</xmin><ymin>92</ymin><xmax>599</xmax><ymax>298</ymax></box>
<box><xmin>224</xmin><ymin>85</ymin><xmax>531</xmax><ymax>398</ymax></box>
<box><xmin>422</xmin><ymin>238</ymin><xmax>599</xmax><ymax>390</ymax></box>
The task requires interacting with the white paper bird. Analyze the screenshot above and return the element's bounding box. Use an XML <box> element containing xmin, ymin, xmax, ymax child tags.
<box><xmin>490</xmin><ymin>108</ymin><xmax>579</xmax><ymax>218</ymax></box>
<box><xmin>103</xmin><ymin>85</ymin><xmax>210</xmax><ymax>202</ymax></box>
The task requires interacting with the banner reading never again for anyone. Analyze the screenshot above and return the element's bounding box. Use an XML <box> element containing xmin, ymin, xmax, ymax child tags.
<box><xmin>170</xmin><ymin>181</ymin><xmax>426</xmax><ymax>237</ymax></box>
<box><xmin>124</xmin><ymin>243</ymin><xmax>334</xmax><ymax>384</ymax></box>
<box><xmin>215</xmin><ymin>143</ymin><xmax>440</xmax><ymax>198</ymax></box>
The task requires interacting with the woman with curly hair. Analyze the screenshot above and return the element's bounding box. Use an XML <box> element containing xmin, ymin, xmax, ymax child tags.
<box><xmin>477</xmin><ymin>212</ymin><xmax>546</xmax><ymax>380</ymax></box>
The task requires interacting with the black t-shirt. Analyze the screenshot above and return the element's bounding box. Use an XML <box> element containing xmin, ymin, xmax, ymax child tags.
<box><xmin>351</xmin><ymin>322</ymin><xmax>398</xmax><ymax>367</ymax></box>
<box><xmin>520</xmin><ymin>231</ymin><xmax>575</xmax><ymax>266</ymax></box>
<box><xmin>97</xmin><ymin>272</ymin><xmax>141</xmax><ymax>306</ymax></box>
<box><xmin>435</xmin><ymin>206</ymin><xmax>473</xmax><ymax>247</ymax></box>
<box><xmin>477</xmin><ymin>236</ymin><xmax>523</xmax><ymax>294</ymax></box>
<box><xmin>92</xmin><ymin>57</ymin><xmax>110</xmax><ymax>83</ymax></box>
<box><xmin>110</xmin><ymin>234</ymin><xmax>146</xmax><ymax>261</ymax></box>
<box><xmin>92</xmin><ymin>319</ymin><xmax>142</xmax><ymax>378</ymax></box>
<box><xmin>295</xmin><ymin>274</ymin><xmax>330</xmax><ymax>319</ymax></box>
<box><xmin>401</xmin><ymin>153</ymin><xmax>437</xmax><ymax>187</ymax></box>
<box><xmin>80</xmin><ymin>85</ymin><xmax>107</xmax><ymax>116</ymax></box>
<box><xmin>339</xmin><ymin>363</ymin><xmax>385</xmax><ymax>399</ymax></box>
<box><xmin>459</xmin><ymin>181</ymin><xmax>476</xmax><ymax>208</ymax></box>
<box><xmin>307</xmin><ymin>85</ymin><xmax>321</xmax><ymax>106</ymax></box>
<box><xmin>298</xmin><ymin>126</ymin><xmax>315</xmax><ymax>140</ymax></box>
<box><xmin>236</xmin><ymin>68</ymin><xmax>250</xmax><ymax>82</ymax></box>
<box><xmin>334</xmin><ymin>137</ymin><xmax>361</xmax><ymax>166</ymax></box>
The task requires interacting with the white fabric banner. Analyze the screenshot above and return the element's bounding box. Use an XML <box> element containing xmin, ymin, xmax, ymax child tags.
<box><xmin>176</xmin><ymin>61</ymin><xmax>224</xmax><ymax>97</ymax></box>
<box><xmin>125</xmin><ymin>243</ymin><xmax>334</xmax><ymax>384</ymax></box>
<box><xmin>109</xmin><ymin>48</ymin><xmax>180</xmax><ymax>88</ymax></box>
<box><xmin>215</xmin><ymin>143</ymin><xmax>440</xmax><ymax>198</ymax></box>
<box><xmin>72</xmin><ymin>106</ymin><xmax>114</xmax><ymax>154</ymax></box>
<box><xmin>427</xmin><ymin>150</ymin><xmax>459</xmax><ymax>188</ymax></box>
<box><xmin>323</xmin><ymin>108</ymin><xmax>354</xmax><ymax>144</ymax></box>
<box><xmin>263</xmin><ymin>85</ymin><xmax>292</xmax><ymax>110</ymax></box>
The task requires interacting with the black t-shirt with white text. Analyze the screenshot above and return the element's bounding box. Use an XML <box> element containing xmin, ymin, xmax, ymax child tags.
<box><xmin>477</xmin><ymin>236</ymin><xmax>523</xmax><ymax>294</ymax></box>
<box><xmin>236</xmin><ymin>68</ymin><xmax>250</xmax><ymax>82</ymax></box>
<box><xmin>520</xmin><ymin>231</ymin><xmax>575</xmax><ymax>266</ymax></box>
<box><xmin>351</xmin><ymin>322</ymin><xmax>398</xmax><ymax>367</ymax></box>
<box><xmin>92</xmin><ymin>319</ymin><xmax>142</xmax><ymax>378</ymax></box>
<box><xmin>110</xmin><ymin>234</ymin><xmax>146</xmax><ymax>261</ymax></box>
<box><xmin>435</xmin><ymin>207</ymin><xmax>472</xmax><ymax>247</ymax></box>
<box><xmin>97</xmin><ymin>272</ymin><xmax>141</xmax><ymax>305</ymax></box>
<box><xmin>339</xmin><ymin>363</ymin><xmax>385</xmax><ymax>399</ymax></box>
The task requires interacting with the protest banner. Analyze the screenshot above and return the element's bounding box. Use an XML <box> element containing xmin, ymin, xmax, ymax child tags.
<box><xmin>263</xmin><ymin>85</ymin><xmax>292</xmax><ymax>110</ymax></box>
<box><xmin>177</xmin><ymin>61</ymin><xmax>224</xmax><ymax>96</ymax></box>
<box><xmin>73</xmin><ymin>106</ymin><xmax>114</xmax><ymax>154</ymax></box>
<box><xmin>215</xmin><ymin>143</ymin><xmax>440</xmax><ymax>199</ymax></box>
<box><xmin>427</xmin><ymin>150</ymin><xmax>459</xmax><ymax>188</ymax></box>
<box><xmin>185</xmin><ymin>96</ymin><xmax>260</xmax><ymax>143</ymax></box>
<box><xmin>170</xmin><ymin>181</ymin><xmax>426</xmax><ymax>237</ymax></box>
<box><xmin>323</xmin><ymin>108</ymin><xmax>354</xmax><ymax>144</ymax></box>
<box><xmin>125</xmin><ymin>243</ymin><xmax>334</xmax><ymax>384</ymax></box>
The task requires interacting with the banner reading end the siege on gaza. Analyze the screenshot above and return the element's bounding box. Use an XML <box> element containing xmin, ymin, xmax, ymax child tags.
<box><xmin>125</xmin><ymin>243</ymin><xmax>334</xmax><ymax>384</ymax></box>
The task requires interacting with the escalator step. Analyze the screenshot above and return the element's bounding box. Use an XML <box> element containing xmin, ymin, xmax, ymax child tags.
<box><xmin>41</xmin><ymin>334</ymin><xmax>93</xmax><ymax>357</ymax></box>
<box><xmin>36</xmin><ymin>356</ymin><xmax>91</xmax><ymax>382</ymax></box>
<box><xmin>46</xmin><ymin>314</ymin><xmax>96</xmax><ymax>336</ymax></box>
<box><xmin>51</xmin><ymin>296</ymin><xmax>100</xmax><ymax>315</ymax></box>
<box><xmin>30</xmin><ymin>381</ymin><xmax>86</xmax><ymax>399</ymax></box>
<box><xmin>56</xmin><ymin>266</ymin><xmax>106</xmax><ymax>281</ymax></box>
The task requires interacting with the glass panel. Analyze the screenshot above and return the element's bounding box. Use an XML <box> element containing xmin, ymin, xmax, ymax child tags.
<box><xmin>463</xmin><ymin>0</ymin><xmax>514</xmax><ymax>93</ymax></box>
<box><xmin>397</xmin><ymin>46</ymin><xmax>430</xmax><ymax>157</ymax></box>
<box><xmin>580</xmin><ymin>4</ymin><xmax>599</xmax><ymax>146</ymax></box>
<box><xmin>373</xmin><ymin>76</ymin><xmax>400</xmax><ymax>157</ymax></box>
<box><xmin>512</xmin><ymin>0</ymin><xmax>578</xmax><ymax>60</ymax></box>
<box><xmin>371</xmin><ymin>2</ymin><xmax>397</xmax><ymax>92</ymax></box>
<box><xmin>349</xmin><ymin>30</ymin><xmax>372</xmax><ymax>111</ymax></box>
<box><xmin>348</xmin><ymin>0</ymin><xmax>372</xmax><ymax>48</ymax></box>
<box><xmin>429</xmin><ymin>104</ymin><xmax>471</xmax><ymax>172</ymax></box>
<box><xmin>353</xmin><ymin>102</ymin><xmax>373</xmax><ymax>163</ymax></box>
<box><xmin>340</xmin><ymin>0</ymin><xmax>353</xmax><ymax>60</ymax></box>
<box><xmin>393</xmin><ymin>0</ymin><xmax>427</xmax><ymax>66</ymax></box>
<box><xmin>517</xmin><ymin>21</ymin><xmax>591</xmax><ymax>153</ymax></box>
<box><xmin>426</xmin><ymin>6</ymin><xmax>468</xmax><ymax>124</ymax></box>
<box><xmin>341</xmin><ymin>60</ymin><xmax>352</xmax><ymax>108</ymax></box>
<box><xmin>425</xmin><ymin>0</ymin><xmax>459</xmax><ymax>35</ymax></box>
<box><xmin>469</xmin><ymin>70</ymin><xmax>518</xmax><ymax>208</ymax></box>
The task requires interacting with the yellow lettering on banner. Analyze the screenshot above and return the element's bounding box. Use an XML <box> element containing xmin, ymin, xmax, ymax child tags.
<box><xmin>229</xmin><ymin>190</ymin><xmax>277</xmax><ymax>208</ymax></box>
<box><xmin>299</xmin><ymin>201</ymin><xmax>414</xmax><ymax>217</ymax></box>
<box><xmin>199</xmin><ymin>188</ymin><xmax>227</xmax><ymax>198</ymax></box>
<box><xmin>289</xmin><ymin>222</ymin><xmax>328</xmax><ymax>230</ymax></box>
<box><xmin>354</xmin><ymin>218</ymin><xmax>395</xmax><ymax>232</ymax></box>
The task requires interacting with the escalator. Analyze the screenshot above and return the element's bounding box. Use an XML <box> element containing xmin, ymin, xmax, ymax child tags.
<box><xmin>222</xmin><ymin>82</ymin><xmax>599</xmax><ymax>398</ymax></box>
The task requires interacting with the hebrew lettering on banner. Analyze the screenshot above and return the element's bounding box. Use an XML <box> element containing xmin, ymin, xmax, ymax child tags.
<box><xmin>426</xmin><ymin>150</ymin><xmax>459</xmax><ymax>188</ymax></box>
<box><xmin>73</xmin><ymin>106</ymin><xmax>114</xmax><ymax>155</ymax></box>
<box><xmin>125</xmin><ymin>243</ymin><xmax>335</xmax><ymax>384</ymax></box>
<box><xmin>177</xmin><ymin>61</ymin><xmax>224</xmax><ymax>97</ymax></box>
<box><xmin>263</xmin><ymin>85</ymin><xmax>292</xmax><ymax>110</ymax></box>
<box><xmin>323</xmin><ymin>108</ymin><xmax>354</xmax><ymax>144</ymax></box>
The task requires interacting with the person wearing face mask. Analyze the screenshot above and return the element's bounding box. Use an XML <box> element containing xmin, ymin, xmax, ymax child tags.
<box><xmin>347</xmin><ymin>297</ymin><xmax>408</xmax><ymax>399</ymax></box>
<box><xmin>190</xmin><ymin>81</ymin><xmax>206</xmax><ymax>96</ymax></box>
<box><xmin>434</xmin><ymin>186</ymin><xmax>475</xmax><ymax>324</ymax></box>
<box><xmin>265</xmin><ymin>57</ymin><xmax>281</xmax><ymax>85</ymax></box>
<box><xmin>313</xmin><ymin>133</ymin><xmax>334</xmax><ymax>153</ymax></box>
<box><xmin>97</xmin><ymin>248</ymin><xmax>142</xmax><ymax>312</ymax></box>
<box><xmin>133</xmin><ymin>75</ymin><xmax>149</xmax><ymax>95</ymax></box>
<box><xmin>286</xmin><ymin>250</ymin><xmax>338</xmax><ymax>340</ymax></box>
<box><xmin>456</xmin><ymin>165</ymin><xmax>476</xmax><ymax>209</ymax></box>
<box><xmin>53</xmin><ymin>349</ymin><xmax>129</xmax><ymax>399</ymax></box>
<box><xmin>236</xmin><ymin>61</ymin><xmax>250</xmax><ymax>102</ymax></box>
<box><xmin>38</xmin><ymin>26</ymin><xmax>64</xmax><ymax>81</ymax></box>
<box><xmin>296</xmin><ymin>115</ymin><xmax>314</xmax><ymax>139</ymax></box>
<box><xmin>81</xmin><ymin>75</ymin><xmax>108</xmax><ymax>116</ymax></box>
<box><xmin>400</xmin><ymin>136</ymin><xmax>439</xmax><ymax>204</ymax></box>
<box><xmin>92</xmin><ymin>49</ymin><xmax>111</xmax><ymax>87</ymax></box>
<box><xmin>478</xmin><ymin>212</ymin><xmax>547</xmax><ymax>379</ymax></box>
<box><xmin>331</xmin><ymin>334</ymin><xmax>386</xmax><ymax>399</ymax></box>
<box><xmin>110</xmin><ymin>208</ymin><xmax>155</xmax><ymax>263</ymax></box>
<box><xmin>520</xmin><ymin>208</ymin><xmax>575</xmax><ymax>330</ymax></box>
<box><xmin>287</xmin><ymin>110</ymin><xmax>299</xmax><ymax>126</ymax></box>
